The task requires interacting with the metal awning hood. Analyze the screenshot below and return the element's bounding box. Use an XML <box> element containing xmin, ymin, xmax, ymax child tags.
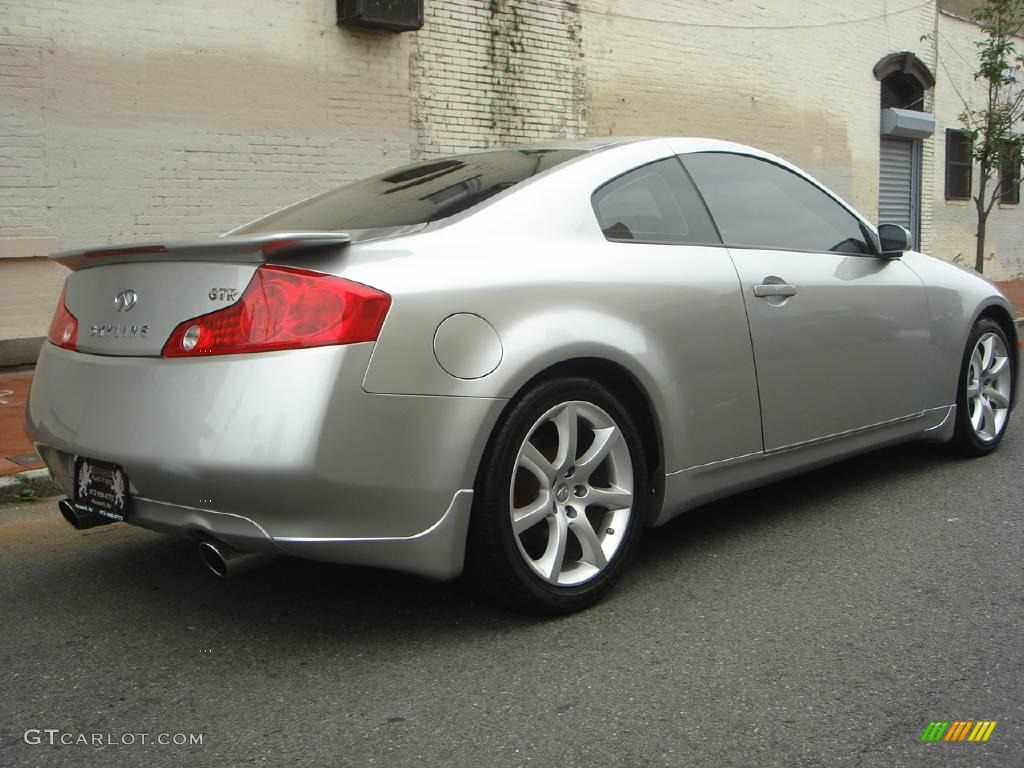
<box><xmin>880</xmin><ymin>108</ymin><xmax>936</xmax><ymax>140</ymax></box>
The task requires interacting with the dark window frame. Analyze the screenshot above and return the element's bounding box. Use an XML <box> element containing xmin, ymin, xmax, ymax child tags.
<box><xmin>880</xmin><ymin>72</ymin><xmax>925</xmax><ymax>111</ymax></box>
<box><xmin>945</xmin><ymin>129</ymin><xmax>973</xmax><ymax>201</ymax></box>
<box><xmin>999</xmin><ymin>144</ymin><xmax>1021</xmax><ymax>205</ymax></box>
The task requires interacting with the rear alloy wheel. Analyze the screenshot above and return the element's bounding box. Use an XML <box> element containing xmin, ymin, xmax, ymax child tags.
<box><xmin>469</xmin><ymin>378</ymin><xmax>647</xmax><ymax>613</ymax></box>
<box><xmin>512</xmin><ymin>400</ymin><xmax>634</xmax><ymax>586</ymax></box>
<box><xmin>952</xmin><ymin>318</ymin><xmax>1014</xmax><ymax>456</ymax></box>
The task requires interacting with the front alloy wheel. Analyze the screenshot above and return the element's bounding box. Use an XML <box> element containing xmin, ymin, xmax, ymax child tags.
<box><xmin>952</xmin><ymin>317</ymin><xmax>1015</xmax><ymax>456</ymax></box>
<box><xmin>965</xmin><ymin>331</ymin><xmax>1012</xmax><ymax>442</ymax></box>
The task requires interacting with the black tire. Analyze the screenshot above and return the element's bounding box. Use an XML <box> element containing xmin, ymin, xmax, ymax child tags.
<box><xmin>950</xmin><ymin>317</ymin><xmax>1014</xmax><ymax>457</ymax></box>
<box><xmin>467</xmin><ymin>377</ymin><xmax>649</xmax><ymax>614</ymax></box>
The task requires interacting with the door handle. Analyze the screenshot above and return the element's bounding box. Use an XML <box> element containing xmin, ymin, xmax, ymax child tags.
<box><xmin>753</xmin><ymin>283</ymin><xmax>798</xmax><ymax>298</ymax></box>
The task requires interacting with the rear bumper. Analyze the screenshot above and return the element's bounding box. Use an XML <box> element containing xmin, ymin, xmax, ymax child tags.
<box><xmin>100</xmin><ymin>489</ymin><xmax>476</xmax><ymax>580</ymax></box>
<box><xmin>26</xmin><ymin>342</ymin><xmax>507</xmax><ymax>579</ymax></box>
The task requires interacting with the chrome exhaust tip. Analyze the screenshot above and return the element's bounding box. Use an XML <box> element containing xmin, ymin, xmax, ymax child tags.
<box><xmin>198</xmin><ymin>539</ymin><xmax>276</xmax><ymax>578</ymax></box>
<box><xmin>57</xmin><ymin>499</ymin><xmax>115</xmax><ymax>530</ymax></box>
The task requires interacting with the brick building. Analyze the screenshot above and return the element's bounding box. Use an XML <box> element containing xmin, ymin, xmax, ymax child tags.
<box><xmin>0</xmin><ymin>0</ymin><xmax>1020</xmax><ymax>361</ymax></box>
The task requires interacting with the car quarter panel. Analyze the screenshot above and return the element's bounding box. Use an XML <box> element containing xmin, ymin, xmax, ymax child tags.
<box><xmin>343</xmin><ymin>141</ymin><xmax>764</xmax><ymax>473</ymax></box>
<box><xmin>25</xmin><ymin>342</ymin><xmax>505</xmax><ymax>540</ymax></box>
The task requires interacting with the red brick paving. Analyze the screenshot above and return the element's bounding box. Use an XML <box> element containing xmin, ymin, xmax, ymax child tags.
<box><xmin>0</xmin><ymin>458</ymin><xmax>22</xmax><ymax>475</ymax></box>
<box><xmin>0</xmin><ymin>371</ymin><xmax>43</xmax><ymax>477</ymax></box>
<box><xmin>995</xmin><ymin>280</ymin><xmax>1024</xmax><ymax>320</ymax></box>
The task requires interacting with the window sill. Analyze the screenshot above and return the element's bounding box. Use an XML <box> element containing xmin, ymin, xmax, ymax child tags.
<box><xmin>998</xmin><ymin>202</ymin><xmax>1019</xmax><ymax>209</ymax></box>
<box><xmin>945</xmin><ymin>199</ymin><xmax>971</xmax><ymax>206</ymax></box>
<box><xmin>0</xmin><ymin>236</ymin><xmax>58</xmax><ymax>259</ymax></box>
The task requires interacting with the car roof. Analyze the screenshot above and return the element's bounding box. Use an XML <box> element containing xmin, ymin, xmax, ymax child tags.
<box><xmin>489</xmin><ymin>136</ymin><xmax>783</xmax><ymax>158</ymax></box>
<box><xmin>446</xmin><ymin>136</ymin><xmax>754</xmax><ymax>153</ymax></box>
<box><xmin>453</xmin><ymin>137</ymin><xmax>876</xmax><ymax>240</ymax></box>
<box><xmin>433</xmin><ymin>137</ymin><xmax>786</xmax><ymax>161</ymax></box>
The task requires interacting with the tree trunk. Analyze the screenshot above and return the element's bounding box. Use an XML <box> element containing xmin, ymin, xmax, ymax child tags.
<box><xmin>975</xmin><ymin>214</ymin><xmax>988</xmax><ymax>274</ymax></box>
<box><xmin>975</xmin><ymin>169</ymin><xmax>989</xmax><ymax>274</ymax></box>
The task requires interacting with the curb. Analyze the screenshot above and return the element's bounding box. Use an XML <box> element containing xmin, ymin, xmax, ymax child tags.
<box><xmin>0</xmin><ymin>468</ymin><xmax>59</xmax><ymax>504</ymax></box>
<box><xmin>0</xmin><ymin>336</ymin><xmax>43</xmax><ymax>368</ymax></box>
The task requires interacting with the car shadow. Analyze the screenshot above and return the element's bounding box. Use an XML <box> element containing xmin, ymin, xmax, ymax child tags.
<box><xmin>637</xmin><ymin>439</ymin><xmax>961</xmax><ymax>563</ymax></box>
<box><xmin>21</xmin><ymin>435</ymin><xmax>982</xmax><ymax>653</ymax></box>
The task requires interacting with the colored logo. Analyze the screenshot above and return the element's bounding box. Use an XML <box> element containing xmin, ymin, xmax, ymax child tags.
<box><xmin>920</xmin><ymin>721</ymin><xmax>997</xmax><ymax>742</ymax></box>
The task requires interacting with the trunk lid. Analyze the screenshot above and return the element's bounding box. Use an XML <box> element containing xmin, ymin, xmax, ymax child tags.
<box><xmin>53</xmin><ymin>232</ymin><xmax>351</xmax><ymax>357</ymax></box>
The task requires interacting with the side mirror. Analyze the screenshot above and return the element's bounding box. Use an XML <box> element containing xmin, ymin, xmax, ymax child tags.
<box><xmin>877</xmin><ymin>223</ymin><xmax>912</xmax><ymax>258</ymax></box>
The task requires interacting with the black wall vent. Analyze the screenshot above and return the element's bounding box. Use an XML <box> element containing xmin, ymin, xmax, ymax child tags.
<box><xmin>338</xmin><ymin>0</ymin><xmax>424</xmax><ymax>31</ymax></box>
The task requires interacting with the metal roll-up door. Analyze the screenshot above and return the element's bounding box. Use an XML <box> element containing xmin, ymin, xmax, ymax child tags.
<box><xmin>878</xmin><ymin>137</ymin><xmax>917</xmax><ymax>235</ymax></box>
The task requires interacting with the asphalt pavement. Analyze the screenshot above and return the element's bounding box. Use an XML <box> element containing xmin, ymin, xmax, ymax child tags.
<box><xmin>0</xmin><ymin>428</ymin><xmax>1021</xmax><ymax>767</ymax></box>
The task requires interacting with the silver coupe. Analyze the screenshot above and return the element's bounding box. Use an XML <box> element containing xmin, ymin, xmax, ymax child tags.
<box><xmin>26</xmin><ymin>138</ymin><xmax>1018</xmax><ymax>612</ymax></box>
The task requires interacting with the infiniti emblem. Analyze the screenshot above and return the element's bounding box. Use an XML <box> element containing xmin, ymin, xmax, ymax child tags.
<box><xmin>113</xmin><ymin>289</ymin><xmax>138</xmax><ymax>312</ymax></box>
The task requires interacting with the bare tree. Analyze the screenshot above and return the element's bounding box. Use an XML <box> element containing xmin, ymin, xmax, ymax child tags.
<box><xmin>959</xmin><ymin>0</ymin><xmax>1024</xmax><ymax>273</ymax></box>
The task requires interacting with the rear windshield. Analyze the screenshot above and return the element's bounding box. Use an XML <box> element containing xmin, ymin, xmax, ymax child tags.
<box><xmin>234</xmin><ymin>148</ymin><xmax>585</xmax><ymax>233</ymax></box>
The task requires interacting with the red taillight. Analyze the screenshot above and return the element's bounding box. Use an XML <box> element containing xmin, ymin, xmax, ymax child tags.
<box><xmin>47</xmin><ymin>282</ymin><xmax>78</xmax><ymax>351</ymax></box>
<box><xmin>161</xmin><ymin>265</ymin><xmax>391</xmax><ymax>357</ymax></box>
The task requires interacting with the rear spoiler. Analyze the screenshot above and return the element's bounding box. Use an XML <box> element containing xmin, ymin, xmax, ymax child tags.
<box><xmin>49</xmin><ymin>232</ymin><xmax>352</xmax><ymax>271</ymax></box>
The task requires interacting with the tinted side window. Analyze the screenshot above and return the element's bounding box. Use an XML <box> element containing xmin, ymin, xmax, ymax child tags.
<box><xmin>591</xmin><ymin>158</ymin><xmax>721</xmax><ymax>245</ymax></box>
<box><xmin>682</xmin><ymin>152</ymin><xmax>872</xmax><ymax>254</ymax></box>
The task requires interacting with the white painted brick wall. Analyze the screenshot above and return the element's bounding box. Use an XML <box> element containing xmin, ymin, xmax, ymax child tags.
<box><xmin>411</xmin><ymin>0</ymin><xmax>584</xmax><ymax>157</ymax></box>
<box><xmin>0</xmin><ymin>258</ymin><xmax>68</xmax><ymax>340</ymax></box>
<box><xmin>932</xmin><ymin>12</ymin><xmax>1024</xmax><ymax>279</ymax></box>
<box><xmin>0</xmin><ymin>0</ymin><xmax>415</xmax><ymax>337</ymax></box>
<box><xmin>2</xmin><ymin>0</ymin><xmax>1020</xmax><ymax>340</ymax></box>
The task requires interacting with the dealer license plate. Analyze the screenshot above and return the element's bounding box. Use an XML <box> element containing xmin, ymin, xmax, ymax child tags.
<box><xmin>73</xmin><ymin>457</ymin><xmax>129</xmax><ymax>522</ymax></box>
